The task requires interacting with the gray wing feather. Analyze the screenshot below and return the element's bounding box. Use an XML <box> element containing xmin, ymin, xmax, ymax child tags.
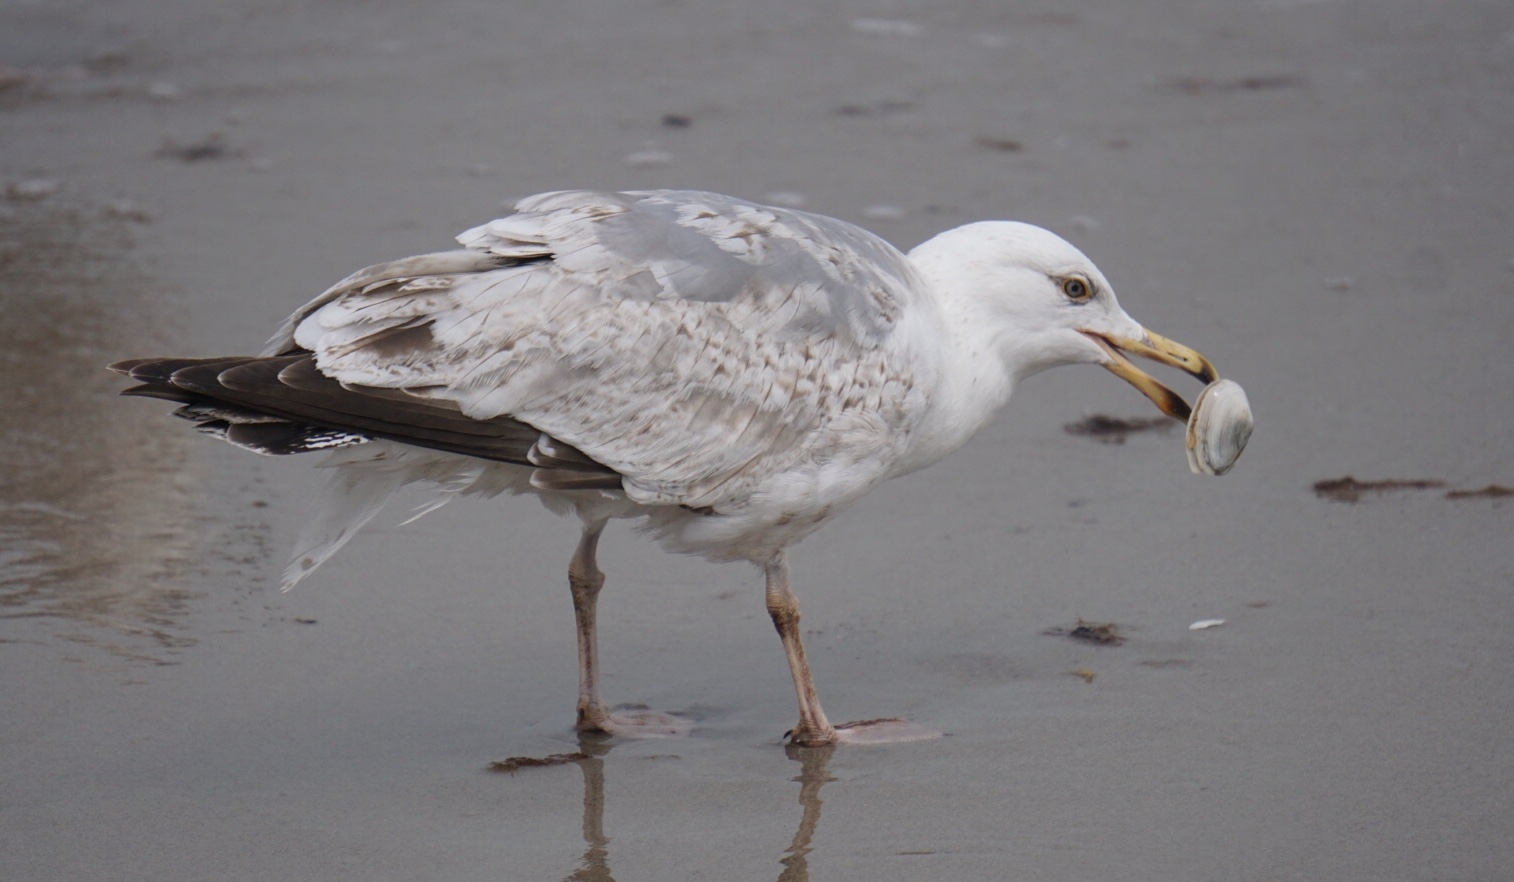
<box><xmin>461</xmin><ymin>190</ymin><xmax>914</xmax><ymax>342</ymax></box>
<box><xmin>284</xmin><ymin>190</ymin><xmax>929</xmax><ymax>509</ymax></box>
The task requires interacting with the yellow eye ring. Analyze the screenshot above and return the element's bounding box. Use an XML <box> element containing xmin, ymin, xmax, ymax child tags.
<box><xmin>1061</xmin><ymin>275</ymin><xmax>1094</xmax><ymax>301</ymax></box>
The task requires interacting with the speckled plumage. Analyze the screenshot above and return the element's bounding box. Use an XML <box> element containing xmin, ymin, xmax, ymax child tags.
<box><xmin>264</xmin><ymin>190</ymin><xmax>945</xmax><ymax>572</ymax></box>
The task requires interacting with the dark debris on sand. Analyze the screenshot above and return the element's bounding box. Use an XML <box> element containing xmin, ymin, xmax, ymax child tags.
<box><xmin>1313</xmin><ymin>476</ymin><xmax>1445</xmax><ymax>503</ymax></box>
<box><xmin>1044</xmin><ymin>619</ymin><xmax>1126</xmax><ymax>646</ymax></box>
<box><xmin>487</xmin><ymin>752</ymin><xmax>590</xmax><ymax>774</ymax></box>
<box><xmin>1063</xmin><ymin>414</ymin><xmax>1175</xmax><ymax>444</ymax></box>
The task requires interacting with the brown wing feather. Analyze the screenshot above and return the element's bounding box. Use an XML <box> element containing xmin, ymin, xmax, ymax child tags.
<box><xmin>110</xmin><ymin>354</ymin><xmax>620</xmax><ymax>479</ymax></box>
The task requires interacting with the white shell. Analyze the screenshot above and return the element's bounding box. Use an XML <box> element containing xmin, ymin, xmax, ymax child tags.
<box><xmin>1186</xmin><ymin>379</ymin><xmax>1253</xmax><ymax>476</ymax></box>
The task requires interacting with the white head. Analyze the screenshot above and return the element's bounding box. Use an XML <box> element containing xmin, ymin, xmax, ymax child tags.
<box><xmin>908</xmin><ymin>221</ymin><xmax>1216</xmax><ymax>421</ymax></box>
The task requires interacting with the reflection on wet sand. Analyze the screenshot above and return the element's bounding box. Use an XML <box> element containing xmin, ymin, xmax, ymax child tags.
<box><xmin>564</xmin><ymin>737</ymin><xmax>612</xmax><ymax>882</ymax></box>
<box><xmin>0</xmin><ymin>199</ymin><xmax>254</xmax><ymax>662</ymax></box>
<box><xmin>531</xmin><ymin>736</ymin><xmax>838</xmax><ymax>882</ymax></box>
<box><xmin>777</xmin><ymin>742</ymin><xmax>838</xmax><ymax>882</ymax></box>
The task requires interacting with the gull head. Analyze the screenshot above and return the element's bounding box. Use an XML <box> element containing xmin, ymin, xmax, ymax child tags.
<box><xmin>909</xmin><ymin>221</ymin><xmax>1217</xmax><ymax>421</ymax></box>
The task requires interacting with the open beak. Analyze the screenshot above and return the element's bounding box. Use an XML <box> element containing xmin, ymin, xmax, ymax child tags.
<box><xmin>1080</xmin><ymin>329</ymin><xmax>1218</xmax><ymax>422</ymax></box>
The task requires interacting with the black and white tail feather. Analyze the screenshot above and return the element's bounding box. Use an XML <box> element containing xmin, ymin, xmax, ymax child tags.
<box><xmin>109</xmin><ymin>351</ymin><xmax>622</xmax><ymax>592</ymax></box>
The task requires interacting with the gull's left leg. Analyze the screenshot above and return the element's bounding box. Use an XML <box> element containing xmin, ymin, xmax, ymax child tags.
<box><xmin>569</xmin><ymin>520</ymin><xmax>612</xmax><ymax>731</ymax></box>
<box><xmin>764</xmin><ymin>552</ymin><xmax>941</xmax><ymax>747</ymax></box>
<box><xmin>568</xmin><ymin>519</ymin><xmax>690</xmax><ymax>738</ymax></box>
<box><xmin>764</xmin><ymin>552</ymin><xmax>836</xmax><ymax>746</ymax></box>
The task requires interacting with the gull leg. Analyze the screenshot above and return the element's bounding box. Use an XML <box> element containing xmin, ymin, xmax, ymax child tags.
<box><xmin>569</xmin><ymin>520</ymin><xmax>613</xmax><ymax>732</ymax></box>
<box><xmin>766</xmin><ymin>552</ymin><xmax>942</xmax><ymax>748</ymax></box>
<box><xmin>568</xmin><ymin>520</ymin><xmax>690</xmax><ymax>739</ymax></box>
<box><xmin>764</xmin><ymin>553</ymin><xmax>837</xmax><ymax>746</ymax></box>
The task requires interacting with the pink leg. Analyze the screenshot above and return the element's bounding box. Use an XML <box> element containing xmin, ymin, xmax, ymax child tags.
<box><xmin>765</xmin><ymin>553</ymin><xmax>838</xmax><ymax>746</ymax></box>
<box><xmin>765</xmin><ymin>552</ymin><xmax>940</xmax><ymax>747</ymax></box>
<box><xmin>569</xmin><ymin>521</ymin><xmax>689</xmax><ymax>738</ymax></box>
<box><xmin>569</xmin><ymin>521</ymin><xmax>613</xmax><ymax>731</ymax></box>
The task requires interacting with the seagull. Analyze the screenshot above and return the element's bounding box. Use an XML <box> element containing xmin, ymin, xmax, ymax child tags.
<box><xmin>111</xmin><ymin>189</ymin><xmax>1220</xmax><ymax>747</ymax></box>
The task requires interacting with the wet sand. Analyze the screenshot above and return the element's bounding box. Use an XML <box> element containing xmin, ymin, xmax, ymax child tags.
<box><xmin>3</xmin><ymin>1</ymin><xmax>1512</xmax><ymax>879</ymax></box>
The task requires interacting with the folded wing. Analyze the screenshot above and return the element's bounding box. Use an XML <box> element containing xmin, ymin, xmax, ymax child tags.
<box><xmin>143</xmin><ymin>190</ymin><xmax>929</xmax><ymax>511</ymax></box>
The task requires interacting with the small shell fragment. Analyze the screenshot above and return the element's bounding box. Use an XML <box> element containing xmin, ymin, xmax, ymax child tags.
<box><xmin>1186</xmin><ymin>378</ymin><xmax>1253</xmax><ymax>476</ymax></box>
<box><xmin>623</xmin><ymin>148</ymin><xmax>673</xmax><ymax>169</ymax></box>
<box><xmin>1189</xmin><ymin>619</ymin><xmax>1226</xmax><ymax>630</ymax></box>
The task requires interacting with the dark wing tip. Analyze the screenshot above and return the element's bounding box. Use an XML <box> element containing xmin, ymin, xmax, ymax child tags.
<box><xmin>119</xmin><ymin>383</ymin><xmax>201</xmax><ymax>404</ymax></box>
<box><xmin>107</xmin><ymin>357</ymin><xmax>164</xmax><ymax>375</ymax></box>
<box><xmin>107</xmin><ymin>356</ymin><xmax>262</xmax><ymax>385</ymax></box>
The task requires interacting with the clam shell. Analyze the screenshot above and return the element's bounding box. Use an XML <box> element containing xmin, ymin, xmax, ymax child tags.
<box><xmin>1185</xmin><ymin>379</ymin><xmax>1253</xmax><ymax>476</ymax></box>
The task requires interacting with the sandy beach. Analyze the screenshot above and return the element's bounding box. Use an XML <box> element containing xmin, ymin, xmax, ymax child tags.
<box><xmin>3</xmin><ymin>1</ymin><xmax>1512</xmax><ymax>879</ymax></box>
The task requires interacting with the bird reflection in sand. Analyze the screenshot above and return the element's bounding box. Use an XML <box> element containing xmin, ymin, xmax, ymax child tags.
<box><xmin>504</xmin><ymin>736</ymin><xmax>839</xmax><ymax>882</ymax></box>
<box><xmin>776</xmin><ymin>742</ymin><xmax>837</xmax><ymax>882</ymax></box>
<box><xmin>0</xmin><ymin>202</ymin><xmax>264</xmax><ymax>662</ymax></box>
<box><xmin>562</xmin><ymin>737</ymin><xmax>613</xmax><ymax>882</ymax></box>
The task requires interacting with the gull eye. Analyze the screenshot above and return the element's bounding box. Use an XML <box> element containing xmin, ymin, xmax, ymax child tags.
<box><xmin>1060</xmin><ymin>275</ymin><xmax>1094</xmax><ymax>302</ymax></box>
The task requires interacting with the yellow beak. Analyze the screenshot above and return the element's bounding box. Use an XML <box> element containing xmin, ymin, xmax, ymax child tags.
<box><xmin>1080</xmin><ymin>329</ymin><xmax>1218</xmax><ymax>422</ymax></box>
